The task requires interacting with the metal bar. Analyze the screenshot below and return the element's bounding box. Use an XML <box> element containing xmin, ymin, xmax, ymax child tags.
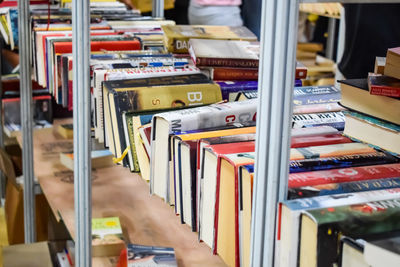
<box><xmin>0</xmin><ymin>35</ymin><xmax>4</xmax><ymax>200</ymax></box>
<box><xmin>326</xmin><ymin>17</ymin><xmax>337</xmax><ymax>60</ymax></box>
<box><xmin>72</xmin><ymin>0</ymin><xmax>92</xmax><ymax>266</ymax></box>
<box><xmin>18</xmin><ymin>0</ymin><xmax>36</xmax><ymax>243</ymax></box>
<box><xmin>335</xmin><ymin>6</ymin><xmax>346</xmax><ymax>83</ymax></box>
<box><xmin>152</xmin><ymin>0</ymin><xmax>164</xmax><ymax>18</ymax></box>
<box><xmin>250</xmin><ymin>0</ymin><xmax>298</xmax><ymax>266</ymax></box>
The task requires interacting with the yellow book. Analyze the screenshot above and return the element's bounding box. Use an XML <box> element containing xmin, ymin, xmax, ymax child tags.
<box><xmin>162</xmin><ymin>25</ymin><xmax>257</xmax><ymax>53</ymax></box>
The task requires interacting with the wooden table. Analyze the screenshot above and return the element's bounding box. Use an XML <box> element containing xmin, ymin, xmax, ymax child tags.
<box><xmin>17</xmin><ymin>119</ymin><xmax>226</xmax><ymax>267</ymax></box>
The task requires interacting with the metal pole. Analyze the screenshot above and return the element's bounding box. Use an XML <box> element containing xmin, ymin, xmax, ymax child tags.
<box><xmin>72</xmin><ymin>0</ymin><xmax>92</xmax><ymax>266</ymax></box>
<box><xmin>326</xmin><ymin>17</ymin><xmax>337</xmax><ymax>60</ymax></box>
<box><xmin>18</xmin><ymin>0</ymin><xmax>36</xmax><ymax>243</ymax></box>
<box><xmin>250</xmin><ymin>0</ymin><xmax>298</xmax><ymax>265</ymax></box>
<box><xmin>0</xmin><ymin>35</ymin><xmax>4</xmax><ymax>201</ymax></box>
<box><xmin>335</xmin><ymin>6</ymin><xmax>346</xmax><ymax>83</ymax></box>
<box><xmin>152</xmin><ymin>0</ymin><xmax>164</xmax><ymax>18</ymax></box>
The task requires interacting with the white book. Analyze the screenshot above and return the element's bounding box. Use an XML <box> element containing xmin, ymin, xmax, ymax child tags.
<box><xmin>150</xmin><ymin>99</ymin><xmax>258</xmax><ymax>202</ymax></box>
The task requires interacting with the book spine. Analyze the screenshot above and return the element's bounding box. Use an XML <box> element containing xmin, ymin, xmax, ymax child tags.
<box><xmin>295</xmin><ymin>79</ymin><xmax>302</xmax><ymax>87</ymax></box>
<box><xmin>217</xmin><ymin>80</ymin><xmax>258</xmax><ymax>101</ymax></box>
<box><xmin>196</xmin><ymin>57</ymin><xmax>259</xmax><ymax>68</ymax></box>
<box><xmin>289</xmin><ymin>163</ymin><xmax>400</xmax><ymax>188</ymax></box>
<box><xmin>295</xmin><ymin>67</ymin><xmax>307</xmax><ymax>79</ymax></box>
<box><xmin>289</xmin><ymin>177</ymin><xmax>400</xmax><ymax>199</ymax></box>
<box><xmin>126</xmin><ymin>116</ymin><xmax>140</xmax><ymax>172</ymax></box>
<box><xmin>292</xmin><ymin>112</ymin><xmax>345</xmax><ymax>131</ymax></box>
<box><xmin>369</xmin><ymin>86</ymin><xmax>400</xmax><ymax>97</ymax></box>
<box><xmin>293</xmin><ymin>103</ymin><xmax>345</xmax><ymax>114</ymax></box>
<box><xmin>212</xmin><ymin>68</ymin><xmax>258</xmax><ymax>81</ymax></box>
<box><xmin>290</xmin><ymin>134</ymin><xmax>352</xmax><ymax>149</ymax></box>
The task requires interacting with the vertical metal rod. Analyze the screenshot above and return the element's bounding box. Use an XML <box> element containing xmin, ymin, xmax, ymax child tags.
<box><xmin>18</xmin><ymin>0</ymin><xmax>36</xmax><ymax>243</ymax></box>
<box><xmin>335</xmin><ymin>6</ymin><xmax>346</xmax><ymax>83</ymax></box>
<box><xmin>72</xmin><ymin>0</ymin><xmax>92</xmax><ymax>266</ymax></box>
<box><xmin>326</xmin><ymin>17</ymin><xmax>337</xmax><ymax>60</ymax></box>
<box><xmin>0</xmin><ymin>35</ymin><xmax>4</xmax><ymax>200</ymax></box>
<box><xmin>250</xmin><ymin>0</ymin><xmax>298</xmax><ymax>266</ymax></box>
<box><xmin>152</xmin><ymin>0</ymin><xmax>164</xmax><ymax>18</ymax></box>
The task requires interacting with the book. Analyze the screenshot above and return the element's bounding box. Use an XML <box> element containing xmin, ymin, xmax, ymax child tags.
<box><xmin>364</xmin><ymin>235</ymin><xmax>400</xmax><ymax>266</ymax></box>
<box><xmin>161</xmin><ymin>25</ymin><xmax>257</xmax><ymax>53</ymax></box>
<box><xmin>278</xmin><ymin>189</ymin><xmax>400</xmax><ymax>267</ymax></box>
<box><xmin>384</xmin><ymin>47</ymin><xmax>400</xmax><ymax>80</ymax></box>
<box><xmin>289</xmin><ymin>163</ymin><xmax>400</xmax><ymax>188</ymax></box>
<box><xmin>340</xmin><ymin>237</ymin><xmax>369</xmax><ymax>267</ymax></box>
<box><xmin>374</xmin><ymin>56</ymin><xmax>386</xmax><ymax>75</ymax></box>
<box><xmin>290</xmin><ymin>151</ymin><xmax>399</xmax><ymax>173</ymax></box>
<box><xmin>173</xmin><ymin>127</ymin><xmax>256</xmax><ymax>230</ymax></box>
<box><xmin>290</xmin><ymin>133</ymin><xmax>352</xmax><ymax>148</ymax></box>
<box><xmin>289</xmin><ymin>142</ymin><xmax>375</xmax><ymax>161</ymax></box>
<box><xmin>126</xmin><ymin>244</ymin><xmax>177</xmax><ymax>266</ymax></box>
<box><xmin>293</xmin><ymin>103</ymin><xmax>346</xmax><ymax>114</ymax></box>
<box><xmin>298</xmin><ymin>198</ymin><xmax>400</xmax><ymax>267</ymax></box>
<box><xmin>343</xmin><ymin>111</ymin><xmax>400</xmax><ymax>155</ymax></box>
<box><xmin>92</xmin><ymin>217</ymin><xmax>125</xmax><ymax>257</ymax></box>
<box><xmin>293</xmin><ymin>85</ymin><xmax>341</xmax><ymax>106</ymax></box>
<box><xmin>103</xmin><ymin>74</ymin><xmax>222</xmax><ymax>165</ymax></box>
<box><xmin>291</xmin><ymin>126</ymin><xmax>339</xmax><ymax>137</ymax></box>
<box><xmin>238</xmin><ymin>164</ymin><xmax>254</xmax><ymax>267</ymax></box>
<box><xmin>368</xmin><ymin>74</ymin><xmax>400</xmax><ymax>97</ymax></box>
<box><xmin>150</xmin><ymin>99</ymin><xmax>257</xmax><ymax>202</ymax></box>
<box><xmin>216</xmin><ymin>152</ymin><xmax>255</xmax><ymax>267</ymax></box>
<box><xmin>292</xmin><ymin>111</ymin><xmax>345</xmax><ymax>131</ymax></box>
<box><xmin>206</xmin><ymin>67</ymin><xmax>259</xmax><ymax>81</ymax></box>
<box><xmin>199</xmin><ymin>143</ymin><xmax>255</xmax><ymax>253</ymax></box>
<box><xmin>288</xmin><ymin>177</ymin><xmax>400</xmax><ymax>200</ymax></box>
<box><xmin>59</xmin><ymin>150</ymin><xmax>114</xmax><ymax>170</ymax></box>
<box><xmin>137</xmin><ymin>123</ymin><xmax>152</xmax><ymax>181</ymax></box>
<box><xmin>189</xmin><ymin>39</ymin><xmax>259</xmax><ymax>68</ymax></box>
<box><xmin>339</xmin><ymin>78</ymin><xmax>400</xmax><ymax>125</ymax></box>
<box><xmin>216</xmin><ymin>81</ymin><xmax>258</xmax><ymax>101</ymax></box>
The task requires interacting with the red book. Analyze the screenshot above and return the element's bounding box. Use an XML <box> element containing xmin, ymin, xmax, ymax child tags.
<box><xmin>288</xmin><ymin>163</ymin><xmax>400</xmax><ymax>188</ymax></box>
<box><xmin>214</xmin><ymin>150</ymin><xmax>255</xmax><ymax>267</ymax></box>
<box><xmin>212</xmin><ymin>67</ymin><xmax>258</xmax><ymax>80</ymax></box>
<box><xmin>53</xmin><ymin>40</ymin><xmax>141</xmax><ymax>55</ymax></box>
<box><xmin>290</xmin><ymin>134</ymin><xmax>352</xmax><ymax>148</ymax></box>
<box><xmin>368</xmin><ymin>74</ymin><xmax>400</xmax><ymax>97</ymax></box>
<box><xmin>296</xmin><ymin>61</ymin><xmax>308</xmax><ymax>79</ymax></box>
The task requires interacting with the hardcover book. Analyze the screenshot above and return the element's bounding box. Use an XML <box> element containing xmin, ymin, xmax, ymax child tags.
<box><xmin>367</xmin><ymin>73</ymin><xmax>400</xmax><ymax>97</ymax></box>
<box><xmin>150</xmin><ymin>99</ymin><xmax>257</xmax><ymax>202</ymax></box>
<box><xmin>289</xmin><ymin>163</ymin><xmax>400</xmax><ymax>188</ymax></box>
<box><xmin>339</xmin><ymin>78</ymin><xmax>400</xmax><ymax>125</ymax></box>
<box><xmin>299</xmin><ymin>198</ymin><xmax>400</xmax><ymax>267</ymax></box>
<box><xmin>384</xmin><ymin>47</ymin><xmax>400</xmax><ymax>80</ymax></box>
<box><xmin>290</xmin><ymin>133</ymin><xmax>352</xmax><ymax>149</ymax></box>
<box><xmin>292</xmin><ymin>111</ymin><xmax>345</xmax><ymax>131</ymax></box>
<box><xmin>343</xmin><ymin>111</ymin><xmax>400</xmax><ymax>155</ymax></box>
<box><xmin>278</xmin><ymin>189</ymin><xmax>400</xmax><ymax>267</ymax></box>
<box><xmin>216</xmin><ymin>80</ymin><xmax>258</xmax><ymax>101</ymax></box>
<box><xmin>189</xmin><ymin>39</ymin><xmax>259</xmax><ymax>68</ymax></box>
<box><xmin>161</xmin><ymin>25</ymin><xmax>257</xmax><ymax>53</ymax></box>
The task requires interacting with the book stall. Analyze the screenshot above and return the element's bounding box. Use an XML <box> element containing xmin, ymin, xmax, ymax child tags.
<box><xmin>0</xmin><ymin>0</ymin><xmax>400</xmax><ymax>266</ymax></box>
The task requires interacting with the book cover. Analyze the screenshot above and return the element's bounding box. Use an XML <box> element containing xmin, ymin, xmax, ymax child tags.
<box><xmin>211</xmin><ymin>67</ymin><xmax>258</xmax><ymax>81</ymax></box>
<box><xmin>290</xmin><ymin>151</ymin><xmax>399</xmax><ymax>173</ymax></box>
<box><xmin>368</xmin><ymin>74</ymin><xmax>400</xmax><ymax>97</ymax></box>
<box><xmin>289</xmin><ymin>163</ymin><xmax>400</xmax><ymax>188</ymax></box>
<box><xmin>338</xmin><ymin>78</ymin><xmax>400</xmax><ymax>125</ymax></box>
<box><xmin>127</xmin><ymin>244</ymin><xmax>177</xmax><ymax>266</ymax></box>
<box><xmin>189</xmin><ymin>39</ymin><xmax>259</xmax><ymax>68</ymax></box>
<box><xmin>292</xmin><ymin>111</ymin><xmax>345</xmax><ymax>131</ymax></box>
<box><xmin>290</xmin><ymin>133</ymin><xmax>352</xmax><ymax>149</ymax></box>
<box><xmin>343</xmin><ymin>110</ymin><xmax>400</xmax><ymax>155</ymax></box>
<box><xmin>293</xmin><ymin>85</ymin><xmax>341</xmax><ymax>106</ymax></box>
<box><xmin>161</xmin><ymin>25</ymin><xmax>257</xmax><ymax>53</ymax></box>
<box><xmin>278</xmin><ymin>189</ymin><xmax>400</xmax><ymax>267</ymax></box>
<box><xmin>92</xmin><ymin>217</ymin><xmax>125</xmax><ymax>257</ymax></box>
<box><xmin>216</xmin><ymin>80</ymin><xmax>258</xmax><ymax>101</ymax></box>
<box><xmin>299</xmin><ymin>198</ymin><xmax>400</xmax><ymax>267</ymax></box>
<box><xmin>289</xmin><ymin>142</ymin><xmax>375</xmax><ymax>161</ymax></box>
<box><xmin>216</xmin><ymin>152</ymin><xmax>255</xmax><ymax>267</ymax></box>
<box><xmin>150</xmin><ymin>100</ymin><xmax>257</xmax><ymax>201</ymax></box>
<box><xmin>289</xmin><ymin>177</ymin><xmax>400</xmax><ymax>199</ymax></box>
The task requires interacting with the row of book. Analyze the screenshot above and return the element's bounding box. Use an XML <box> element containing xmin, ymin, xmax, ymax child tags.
<box><xmin>23</xmin><ymin>2</ymin><xmax>400</xmax><ymax>266</ymax></box>
<box><xmin>277</xmin><ymin>47</ymin><xmax>400</xmax><ymax>267</ymax></box>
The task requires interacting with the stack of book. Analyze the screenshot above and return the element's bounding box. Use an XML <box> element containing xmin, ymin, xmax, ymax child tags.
<box><xmin>276</xmin><ymin>46</ymin><xmax>400</xmax><ymax>267</ymax></box>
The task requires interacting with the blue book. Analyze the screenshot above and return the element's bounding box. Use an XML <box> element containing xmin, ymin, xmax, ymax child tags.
<box><xmin>293</xmin><ymin>85</ymin><xmax>341</xmax><ymax>106</ymax></box>
<box><xmin>217</xmin><ymin>81</ymin><xmax>258</xmax><ymax>101</ymax></box>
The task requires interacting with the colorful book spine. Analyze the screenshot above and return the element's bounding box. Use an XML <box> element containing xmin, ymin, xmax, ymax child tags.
<box><xmin>293</xmin><ymin>85</ymin><xmax>341</xmax><ymax>105</ymax></box>
<box><xmin>290</xmin><ymin>134</ymin><xmax>352</xmax><ymax>148</ymax></box>
<box><xmin>290</xmin><ymin>151</ymin><xmax>399</xmax><ymax>173</ymax></box>
<box><xmin>211</xmin><ymin>67</ymin><xmax>258</xmax><ymax>80</ymax></box>
<box><xmin>216</xmin><ymin>80</ymin><xmax>258</xmax><ymax>101</ymax></box>
<box><xmin>295</xmin><ymin>79</ymin><xmax>302</xmax><ymax>87</ymax></box>
<box><xmin>289</xmin><ymin>163</ymin><xmax>400</xmax><ymax>188</ymax></box>
<box><xmin>293</xmin><ymin>103</ymin><xmax>345</xmax><ymax>114</ymax></box>
<box><xmin>292</xmin><ymin>111</ymin><xmax>345</xmax><ymax>131</ymax></box>
<box><xmin>289</xmin><ymin>177</ymin><xmax>400</xmax><ymax>199</ymax></box>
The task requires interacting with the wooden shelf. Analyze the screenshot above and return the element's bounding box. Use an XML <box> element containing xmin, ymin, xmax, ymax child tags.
<box><xmin>17</xmin><ymin>119</ymin><xmax>226</xmax><ymax>267</ymax></box>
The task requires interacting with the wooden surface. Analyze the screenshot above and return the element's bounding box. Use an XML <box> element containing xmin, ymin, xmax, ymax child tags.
<box><xmin>18</xmin><ymin>120</ymin><xmax>226</xmax><ymax>267</ymax></box>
